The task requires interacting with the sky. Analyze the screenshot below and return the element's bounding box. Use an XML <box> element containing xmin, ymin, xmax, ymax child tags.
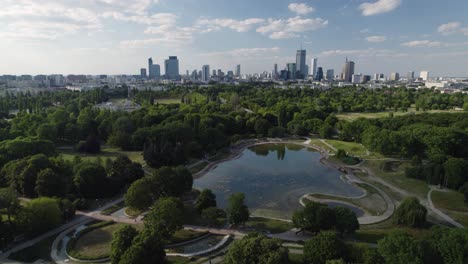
<box><xmin>1</xmin><ymin>0</ymin><xmax>468</xmax><ymax>77</ymax></box>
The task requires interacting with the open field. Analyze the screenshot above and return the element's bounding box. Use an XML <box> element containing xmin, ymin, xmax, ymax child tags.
<box><xmin>72</xmin><ymin>223</ymin><xmax>125</xmax><ymax>259</ymax></box>
<box><xmin>432</xmin><ymin>190</ymin><xmax>468</xmax><ymax>213</ymax></box>
<box><xmin>59</xmin><ymin>147</ymin><xmax>144</xmax><ymax>165</ymax></box>
<box><xmin>337</xmin><ymin>109</ymin><xmax>461</xmax><ymax>122</ymax></box>
<box><xmin>245</xmin><ymin>217</ymin><xmax>294</xmax><ymax>234</ymax></box>
<box><xmin>156</xmin><ymin>98</ymin><xmax>182</xmax><ymax>104</ymax></box>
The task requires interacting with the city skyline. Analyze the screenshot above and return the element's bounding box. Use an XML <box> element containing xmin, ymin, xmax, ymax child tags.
<box><xmin>1</xmin><ymin>0</ymin><xmax>468</xmax><ymax>76</ymax></box>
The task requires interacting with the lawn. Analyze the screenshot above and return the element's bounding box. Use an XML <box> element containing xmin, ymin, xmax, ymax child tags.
<box><xmin>336</xmin><ymin>109</ymin><xmax>460</xmax><ymax>122</ymax></box>
<box><xmin>245</xmin><ymin>217</ymin><xmax>294</xmax><ymax>234</ymax></box>
<box><xmin>156</xmin><ymin>98</ymin><xmax>182</xmax><ymax>104</ymax></box>
<box><xmin>289</xmin><ymin>253</ymin><xmax>304</xmax><ymax>264</ymax></box>
<box><xmin>71</xmin><ymin>223</ymin><xmax>125</xmax><ymax>260</ymax></box>
<box><xmin>59</xmin><ymin>146</ymin><xmax>144</xmax><ymax>165</ymax></box>
<box><xmin>431</xmin><ymin>190</ymin><xmax>468</xmax><ymax>213</ymax></box>
<box><xmin>168</xmin><ymin>229</ymin><xmax>209</xmax><ymax>245</ymax></box>
<box><xmin>354</xmin><ymin>227</ymin><xmax>432</xmax><ymax>244</ymax></box>
<box><xmin>326</xmin><ymin>140</ymin><xmax>368</xmax><ymax>156</ymax></box>
<box><xmin>8</xmin><ymin>235</ymin><xmax>56</xmax><ymax>262</ymax></box>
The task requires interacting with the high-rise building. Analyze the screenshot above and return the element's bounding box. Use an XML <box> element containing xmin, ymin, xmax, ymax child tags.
<box><xmin>420</xmin><ymin>71</ymin><xmax>429</xmax><ymax>81</ymax></box>
<box><xmin>227</xmin><ymin>71</ymin><xmax>234</xmax><ymax>78</ymax></box>
<box><xmin>149</xmin><ymin>64</ymin><xmax>160</xmax><ymax>79</ymax></box>
<box><xmin>236</xmin><ymin>65</ymin><xmax>241</xmax><ymax>77</ymax></box>
<box><xmin>362</xmin><ymin>75</ymin><xmax>371</xmax><ymax>83</ymax></box>
<box><xmin>273</xmin><ymin>64</ymin><xmax>278</xmax><ymax>79</ymax></box>
<box><xmin>352</xmin><ymin>74</ymin><xmax>362</xmax><ymax>84</ymax></box>
<box><xmin>407</xmin><ymin>71</ymin><xmax>415</xmax><ymax>80</ymax></box>
<box><xmin>201</xmin><ymin>65</ymin><xmax>210</xmax><ymax>83</ymax></box>
<box><xmin>390</xmin><ymin>72</ymin><xmax>400</xmax><ymax>81</ymax></box>
<box><xmin>148</xmin><ymin>57</ymin><xmax>153</xmax><ymax>76</ymax></box>
<box><xmin>315</xmin><ymin>67</ymin><xmax>324</xmax><ymax>81</ymax></box>
<box><xmin>326</xmin><ymin>69</ymin><xmax>334</xmax><ymax>81</ymax></box>
<box><xmin>296</xmin><ymin>50</ymin><xmax>307</xmax><ymax>79</ymax></box>
<box><xmin>164</xmin><ymin>56</ymin><xmax>179</xmax><ymax>80</ymax></box>
<box><xmin>311</xmin><ymin>58</ymin><xmax>317</xmax><ymax>78</ymax></box>
<box><xmin>341</xmin><ymin>58</ymin><xmax>355</xmax><ymax>82</ymax></box>
<box><xmin>212</xmin><ymin>70</ymin><xmax>217</xmax><ymax>76</ymax></box>
<box><xmin>140</xmin><ymin>68</ymin><xmax>147</xmax><ymax>78</ymax></box>
<box><xmin>287</xmin><ymin>63</ymin><xmax>297</xmax><ymax>80</ymax></box>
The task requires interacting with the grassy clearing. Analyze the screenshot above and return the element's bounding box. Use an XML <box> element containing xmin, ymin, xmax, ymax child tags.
<box><xmin>336</xmin><ymin>109</ymin><xmax>460</xmax><ymax>122</ymax></box>
<box><xmin>354</xmin><ymin>227</ymin><xmax>432</xmax><ymax>244</ymax></box>
<box><xmin>289</xmin><ymin>253</ymin><xmax>304</xmax><ymax>264</ymax></box>
<box><xmin>308</xmin><ymin>139</ymin><xmax>336</xmax><ymax>153</ymax></box>
<box><xmin>432</xmin><ymin>190</ymin><xmax>468</xmax><ymax>213</ymax></box>
<box><xmin>444</xmin><ymin>211</ymin><xmax>468</xmax><ymax>227</ymax></box>
<box><xmin>362</xmin><ymin>160</ymin><xmax>429</xmax><ymax>200</ymax></box>
<box><xmin>156</xmin><ymin>98</ymin><xmax>182</xmax><ymax>104</ymax></box>
<box><xmin>8</xmin><ymin>235</ymin><xmax>55</xmax><ymax>262</ymax></box>
<box><xmin>59</xmin><ymin>146</ymin><xmax>144</xmax><ymax>165</ymax></box>
<box><xmin>71</xmin><ymin>223</ymin><xmax>125</xmax><ymax>259</ymax></box>
<box><xmin>168</xmin><ymin>229</ymin><xmax>209</xmax><ymax>245</ymax></box>
<box><xmin>245</xmin><ymin>217</ymin><xmax>294</xmax><ymax>234</ymax></box>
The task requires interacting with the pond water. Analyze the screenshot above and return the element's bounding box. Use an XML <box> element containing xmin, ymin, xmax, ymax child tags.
<box><xmin>194</xmin><ymin>143</ymin><xmax>364</xmax><ymax>219</ymax></box>
<box><xmin>167</xmin><ymin>235</ymin><xmax>225</xmax><ymax>254</ymax></box>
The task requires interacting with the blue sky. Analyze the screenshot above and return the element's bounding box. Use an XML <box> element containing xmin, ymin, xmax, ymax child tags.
<box><xmin>1</xmin><ymin>0</ymin><xmax>468</xmax><ymax>77</ymax></box>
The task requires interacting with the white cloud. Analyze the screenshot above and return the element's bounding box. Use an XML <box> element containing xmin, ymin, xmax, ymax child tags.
<box><xmin>196</xmin><ymin>18</ymin><xmax>265</xmax><ymax>33</ymax></box>
<box><xmin>320</xmin><ymin>48</ymin><xmax>407</xmax><ymax>58</ymax></box>
<box><xmin>257</xmin><ymin>17</ymin><xmax>328</xmax><ymax>39</ymax></box>
<box><xmin>288</xmin><ymin>3</ymin><xmax>315</xmax><ymax>15</ymax></box>
<box><xmin>102</xmin><ymin>12</ymin><xmax>177</xmax><ymax>25</ymax></box>
<box><xmin>401</xmin><ymin>40</ymin><xmax>468</xmax><ymax>48</ymax></box>
<box><xmin>359</xmin><ymin>0</ymin><xmax>402</xmax><ymax>16</ymax></box>
<box><xmin>437</xmin><ymin>22</ymin><xmax>461</xmax><ymax>35</ymax></box>
<box><xmin>366</xmin><ymin>35</ymin><xmax>387</xmax><ymax>42</ymax></box>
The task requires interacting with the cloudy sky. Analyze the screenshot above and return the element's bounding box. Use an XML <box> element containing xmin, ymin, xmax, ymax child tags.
<box><xmin>1</xmin><ymin>0</ymin><xmax>468</xmax><ymax>77</ymax></box>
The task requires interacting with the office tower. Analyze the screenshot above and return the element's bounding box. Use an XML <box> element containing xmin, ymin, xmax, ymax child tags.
<box><xmin>140</xmin><ymin>68</ymin><xmax>147</xmax><ymax>78</ymax></box>
<box><xmin>236</xmin><ymin>65</ymin><xmax>241</xmax><ymax>77</ymax></box>
<box><xmin>217</xmin><ymin>69</ymin><xmax>223</xmax><ymax>77</ymax></box>
<box><xmin>326</xmin><ymin>69</ymin><xmax>334</xmax><ymax>81</ymax></box>
<box><xmin>191</xmin><ymin>70</ymin><xmax>198</xmax><ymax>80</ymax></box>
<box><xmin>420</xmin><ymin>71</ymin><xmax>429</xmax><ymax>81</ymax></box>
<box><xmin>280</xmin><ymin>70</ymin><xmax>288</xmax><ymax>80</ymax></box>
<box><xmin>202</xmin><ymin>65</ymin><xmax>210</xmax><ymax>83</ymax></box>
<box><xmin>362</xmin><ymin>75</ymin><xmax>371</xmax><ymax>83</ymax></box>
<box><xmin>311</xmin><ymin>58</ymin><xmax>318</xmax><ymax>78</ymax></box>
<box><xmin>341</xmin><ymin>58</ymin><xmax>355</xmax><ymax>82</ymax></box>
<box><xmin>149</xmin><ymin>64</ymin><xmax>160</xmax><ymax>79</ymax></box>
<box><xmin>352</xmin><ymin>74</ymin><xmax>362</xmax><ymax>84</ymax></box>
<box><xmin>407</xmin><ymin>71</ymin><xmax>415</xmax><ymax>80</ymax></box>
<box><xmin>148</xmin><ymin>57</ymin><xmax>153</xmax><ymax>77</ymax></box>
<box><xmin>164</xmin><ymin>56</ymin><xmax>179</xmax><ymax>80</ymax></box>
<box><xmin>186</xmin><ymin>70</ymin><xmax>189</xmax><ymax>76</ymax></box>
<box><xmin>212</xmin><ymin>70</ymin><xmax>217</xmax><ymax>76</ymax></box>
<box><xmin>274</xmin><ymin>64</ymin><xmax>278</xmax><ymax>79</ymax></box>
<box><xmin>287</xmin><ymin>63</ymin><xmax>297</xmax><ymax>80</ymax></box>
<box><xmin>390</xmin><ymin>72</ymin><xmax>400</xmax><ymax>81</ymax></box>
<box><xmin>315</xmin><ymin>67</ymin><xmax>324</xmax><ymax>81</ymax></box>
<box><xmin>227</xmin><ymin>71</ymin><xmax>234</xmax><ymax>78</ymax></box>
<box><xmin>296</xmin><ymin>50</ymin><xmax>307</xmax><ymax>79</ymax></box>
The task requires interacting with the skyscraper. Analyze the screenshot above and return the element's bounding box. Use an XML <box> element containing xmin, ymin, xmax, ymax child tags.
<box><xmin>296</xmin><ymin>50</ymin><xmax>307</xmax><ymax>79</ymax></box>
<box><xmin>140</xmin><ymin>68</ymin><xmax>147</xmax><ymax>78</ymax></box>
<box><xmin>315</xmin><ymin>67</ymin><xmax>324</xmax><ymax>81</ymax></box>
<box><xmin>202</xmin><ymin>65</ymin><xmax>210</xmax><ymax>83</ymax></box>
<box><xmin>273</xmin><ymin>64</ymin><xmax>278</xmax><ymax>79</ymax></box>
<box><xmin>407</xmin><ymin>71</ymin><xmax>415</xmax><ymax>80</ymax></box>
<box><xmin>287</xmin><ymin>63</ymin><xmax>296</xmax><ymax>80</ymax></box>
<box><xmin>390</xmin><ymin>72</ymin><xmax>400</xmax><ymax>81</ymax></box>
<box><xmin>420</xmin><ymin>71</ymin><xmax>429</xmax><ymax>81</ymax></box>
<box><xmin>148</xmin><ymin>57</ymin><xmax>153</xmax><ymax>76</ymax></box>
<box><xmin>341</xmin><ymin>58</ymin><xmax>355</xmax><ymax>82</ymax></box>
<box><xmin>149</xmin><ymin>64</ymin><xmax>160</xmax><ymax>79</ymax></box>
<box><xmin>164</xmin><ymin>56</ymin><xmax>179</xmax><ymax>80</ymax></box>
<box><xmin>326</xmin><ymin>69</ymin><xmax>334</xmax><ymax>81</ymax></box>
<box><xmin>311</xmin><ymin>58</ymin><xmax>318</xmax><ymax>78</ymax></box>
<box><xmin>236</xmin><ymin>65</ymin><xmax>241</xmax><ymax>77</ymax></box>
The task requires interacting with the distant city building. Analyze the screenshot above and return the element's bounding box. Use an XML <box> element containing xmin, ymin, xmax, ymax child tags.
<box><xmin>420</xmin><ymin>71</ymin><xmax>429</xmax><ymax>81</ymax></box>
<box><xmin>280</xmin><ymin>70</ymin><xmax>288</xmax><ymax>80</ymax></box>
<box><xmin>287</xmin><ymin>63</ymin><xmax>297</xmax><ymax>80</ymax></box>
<box><xmin>315</xmin><ymin>67</ymin><xmax>324</xmax><ymax>81</ymax></box>
<box><xmin>311</xmin><ymin>58</ymin><xmax>318</xmax><ymax>79</ymax></box>
<box><xmin>227</xmin><ymin>71</ymin><xmax>234</xmax><ymax>78</ymax></box>
<box><xmin>407</xmin><ymin>71</ymin><xmax>415</xmax><ymax>80</ymax></box>
<box><xmin>236</xmin><ymin>65</ymin><xmax>241</xmax><ymax>77</ymax></box>
<box><xmin>274</xmin><ymin>64</ymin><xmax>278</xmax><ymax>79</ymax></box>
<box><xmin>212</xmin><ymin>70</ymin><xmax>217</xmax><ymax>76</ymax></box>
<box><xmin>352</xmin><ymin>74</ymin><xmax>362</xmax><ymax>84</ymax></box>
<box><xmin>149</xmin><ymin>64</ymin><xmax>160</xmax><ymax>79</ymax></box>
<box><xmin>296</xmin><ymin>50</ymin><xmax>307</xmax><ymax>79</ymax></box>
<box><xmin>164</xmin><ymin>56</ymin><xmax>179</xmax><ymax>80</ymax></box>
<box><xmin>390</xmin><ymin>72</ymin><xmax>400</xmax><ymax>81</ymax></box>
<box><xmin>140</xmin><ymin>68</ymin><xmax>147</xmax><ymax>78</ymax></box>
<box><xmin>326</xmin><ymin>69</ymin><xmax>334</xmax><ymax>81</ymax></box>
<box><xmin>362</xmin><ymin>75</ymin><xmax>371</xmax><ymax>83</ymax></box>
<box><xmin>373</xmin><ymin>73</ymin><xmax>384</xmax><ymax>81</ymax></box>
<box><xmin>341</xmin><ymin>58</ymin><xmax>355</xmax><ymax>82</ymax></box>
<box><xmin>202</xmin><ymin>65</ymin><xmax>210</xmax><ymax>83</ymax></box>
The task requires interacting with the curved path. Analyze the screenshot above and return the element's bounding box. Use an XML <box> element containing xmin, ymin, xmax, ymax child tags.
<box><xmin>427</xmin><ymin>187</ymin><xmax>463</xmax><ymax>228</ymax></box>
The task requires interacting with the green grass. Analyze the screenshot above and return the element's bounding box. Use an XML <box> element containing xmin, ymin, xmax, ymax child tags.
<box><xmin>101</xmin><ymin>202</ymin><xmax>124</xmax><ymax>215</ymax></box>
<box><xmin>168</xmin><ymin>229</ymin><xmax>209</xmax><ymax>244</ymax></box>
<box><xmin>8</xmin><ymin>235</ymin><xmax>55</xmax><ymax>262</ymax></box>
<box><xmin>125</xmin><ymin>207</ymin><xmax>144</xmax><ymax>218</ymax></box>
<box><xmin>156</xmin><ymin>98</ymin><xmax>182</xmax><ymax>104</ymax></box>
<box><xmin>444</xmin><ymin>211</ymin><xmax>468</xmax><ymax>227</ymax></box>
<box><xmin>59</xmin><ymin>146</ymin><xmax>144</xmax><ymax>165</ymax></box>
<box><xmin>289</xmin><ymin>253</ymin><xmax>304</xmax><ymax>264</ymax></box>
<box><xmin>354</xmin><ymin>227</ymin><xmax>432</xmax><ymax>244</ymax></box>
<box><xmin>245</xmin><ymin>217</ymin><xmax>294</xmax><ymax>234</ymax></box>
<box><xmin>308</xmin><ymin>139</ymin><xmax>336</xmax><ymax>153</ymax></box>
<box><xmin>432</xmin><ymin>190</ymin><xmax>468</xmax><ymax>213</ymax></box>
<box><xmin>336</xmin><ymin>109</ymin><xmax>460</xmax><ymax>122</ymax></box>
<box><xmin>326</xmin><ymin>140</ymin><xmax>368</xmax><ymax>156</ymax></box>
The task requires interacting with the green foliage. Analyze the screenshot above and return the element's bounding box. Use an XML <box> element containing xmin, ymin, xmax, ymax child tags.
<box><xmin>224</xmin><ymin>232</ymin><xmax>289</xmax><ymax>264</ymax></box>
<box><xmin>430</xmin><ymin>227</ymin><xmax>468</xmax><ymax>264</ymax></box>
<box><xmin>144</xmin><ymin>197</ymin><xmax>184</xmax><ymax>240</ymax></box>
<box><xmin>0</xmin><ymin>187</ymin><xmax>20</xmax><ymax>224</ymax></box>
<box><xmin>333</xmin><ymin>206</ymin><xmax>359</xmax><ymax>235</ymax></box>
<box><xmin>125</xmin><ymin>178</ymin><xmax>154</xmax><ymax>211</ymax></box>
<box><xmin>19</xmin><ymin>197</ymin><xmax>62</xmax><ymax>236</ymax></box>
<box><xmin>118</xmin><ymin>229</ymin><xmax>166</xmax><ymax>264</ymax></box>
<box><xmin>110</xmin><ymin>225</ymin><xmax>138</xmax><ymax>264</ymax></box>
<box><xmin>153</xmin><ymin>166</ymin><xmax>193</xmax><ymax>197</ymax></box>
<box><xmin>459</xmin><ymin>183</ymin><xmax>468</xmax><ymax>202</ymax></box>
<box><xmin>73</xmin><ymin>162</ymin><xmax>108</xmax><ymax>198</ymax></box>
<box><xmin>226</xmin><ymin>192</ymin><xmax>249</xmax><ymax>226</ymax></box>
<box><xmin>444</xmin><ymin>157</ymin><xmax>468</xmax><ymax>189</ymax></box>
<box><xmin>393</xmin><ymin>197</ymin><xmax>427</xmax><ymax>228</ymax></box>
<box><xmin>377</xmin><ymin>231</ymin><xmax>424</xmax><ymax>264</ymax></box>
<box><xmin>195</xmin><ymin>189</ymin><xmax>217</xmax><ymax>213</ymax></box>
<box><xmin>303</xmin><ymin>231</ymin><xmax>346</xmax><ymax>264</ymax></box>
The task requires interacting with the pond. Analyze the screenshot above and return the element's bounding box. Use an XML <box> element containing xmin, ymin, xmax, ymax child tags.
<box><xmin>194</xmin><ymin>143</ymin><xmax>364</xmax><ymax>219</ymax></box>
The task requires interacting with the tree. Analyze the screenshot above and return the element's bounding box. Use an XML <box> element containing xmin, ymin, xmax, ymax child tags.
<box><xmin>19</xmin><ymin>197</ymin><xmax>62</xmax><ymax>236</ymax></box>
<box><xmin>73</xmin><ymin>163</ymin><xmax>108</xmax><ymax>198</ymax></box>
<box><xmin>444</xmin><ymin>157</ymin><xmax>468</xmax><ymax>189</ymax></box>
<box><xmin>224</xmin><ymin>233</ymin><xmax>289</xmax><ymax>264</ymax></box>
<box><xmin>144</xmin><ymin>197</ymin><xmax>184</xmax><ymax>240</ymax></box>
<box><xmin>0</xmin><ymin>188</ymin><xmax>20</xmax><ymax>224</ymax></box>
<box><xmin>76</xmin><ymin>134</ymin><xmax>101</xmax><ymax>154</ymax></box>
<box><xmin>431</xmin><ymin>227</ymin><xmax>468</xmax><ymax>264</ymax></box>
<box><xmin>195</xmin><ymin>189</ymin><xmax>217</xmax><ymax>213</ymax></box>
<box><xmin>118</xmin><ymin>229</ymin><xmax>166</xmax><ymax>264</ymax></box>
<box><xmin>226</xmin><ymin>192</ymin><xmax>249</xmax><ymax>226</ymax></box>
<box><xmin>35</xmin><ymin>168</ymin><xmax>62</xmax><ymax>197</ymax></box>
<box><xmin>333</xmin><ymin>206</ymin><xmax>359</xmax><ymax>236</ymax></box>
<box><xmin>57</xmin><ymin>198</ymin><xmax>75</xmax><ymax>221</ymax></box>
<box><xmin>125</xmin><ymin>178</ymin><xmax>154</xmax><ymax>211</ymax></box>
<box><xmin>201</xmin><ymin>207</ymin><xmax>224</xmax><ymax>227</ymax></box>
<box><xmin>108</xmin><ymin>156</ymin><xmax>144</xmax><ymax>188</ymax></box>
<box><xmin>303</xmin><ymin>231</ymin><xmax>347</xmax><ymax>264</ymax></box>
<box><xmin>326</xmin><ymin>260</ymin><xmax>345</xmax><ymax>264</ymax></box>
<box><xmin>459</xmin><ymin>183</ymin><xmax>468</xmax><ymax>202</ymax></box>
<box><xmin>292</xmin><ymin>201</ymin><xmax>335</xmax><ymax>234</ymax></box>
<box><xmin>393</xmin><ymin>197</ymin><xmax>427</xmax><ymax>228</ymax></box>
<box><xmin>154</xmin><ymin>166</ymin><xmax>192</xmax><ymax>197</ymax></box>
<box><xmin>111</xmin><ymin>225</ymin><xmax>138</xmax><ymax>264</ymax></box>
<box><xmin>378</xmin><ymin>231</ymin><xmax>424</xmax><ymax>264</ymax></box>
